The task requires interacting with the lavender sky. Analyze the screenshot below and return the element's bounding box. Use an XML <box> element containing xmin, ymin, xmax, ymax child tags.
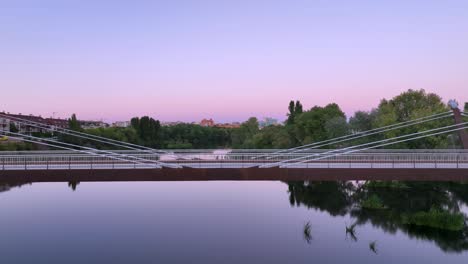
<box><xmin>1</xmin><ymin>0</ymin><xmax>467</xmax><ymax>122</ymax></box>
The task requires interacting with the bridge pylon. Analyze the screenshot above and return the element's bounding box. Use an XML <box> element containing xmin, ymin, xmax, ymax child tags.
<box><xmin>449</xmin><ymin>100</ymin><xmax>468</xmax><ymax>149</ymax></box>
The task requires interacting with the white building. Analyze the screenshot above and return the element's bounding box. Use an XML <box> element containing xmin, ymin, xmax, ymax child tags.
<box><xmin>259</xmin><ymin>117</ymin><xmax>279</xmax><ymax>129</ymax></box>
<box><xmin>113</xmin><ymin>121</ymin><xmax>131</xmax><ymax>128</ymax></box>
<box><xmin>79</xmin><ymin>121</ymin><xmax>109</xmax><ymax>129</ymax></box>
<box><xmin>0</xmin><ymin>116</ymin><xmax>10</xmax><ymax>132</ymax></box>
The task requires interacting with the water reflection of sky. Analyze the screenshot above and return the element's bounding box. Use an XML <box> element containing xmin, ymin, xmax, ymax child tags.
<box><xmin>0</xmin><ymin>181</ymin><xmax>467</xmax><ymax>264</ymax></box>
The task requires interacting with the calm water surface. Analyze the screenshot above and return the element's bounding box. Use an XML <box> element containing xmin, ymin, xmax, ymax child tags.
<box><xmin>1</xmin><ymin>181</ymin><xmax>468</xmax><ymax>263</ymax></box>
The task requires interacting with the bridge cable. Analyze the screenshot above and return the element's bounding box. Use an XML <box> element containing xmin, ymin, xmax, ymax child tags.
<box><xmin>0</xmin><ymin>129</ymin><xmax>157</xmax><ymax>166</ymax></box>
<box><xmin>277</xmin><ymin>124</ymin><xmax>468</xmax><ymax>168</ymax></box>
<box><xmin>0</xmin><ymin>129</ymin><xmax>179</xmax><ymax>168</ymax></box>
<box><xmin>261</xmin><ymin>121</ymin><xmax>468</xmax><ymax>168</ymax></box>
<box><xmin>1</xmin><ymin>116</ymin><xmax>162</xmax><ymax>155</ymax></box>
<box><xmin>0</xmin><ymin>113</ymin><xmax>169</xmax><ymax>154</ymax></box>
<box><xmin>254</xmin><ymin>111</ymin><xmax>453</xmax><ymax>159</ymax></box>
<box><xmin>0</xmin><ymin>134</ymin><xmax>155</xmax><ymax>168</ymax></box>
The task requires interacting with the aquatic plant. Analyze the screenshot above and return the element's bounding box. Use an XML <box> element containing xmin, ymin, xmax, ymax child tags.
<box><xmin>401</xmin><ymin>208</ymin><xmax>465</xmax><ymax>231</ymax></box>
<box><xmin>369</xmin><ymin>241</ymin><xmax>378</xmax><ymax>254</ymax></box>
<box><xmin>303</xmin><ymin>221</ymin><xmax>312</xmax><ymax>244</ymax></box>
<box><xmin>345</xmin><ymin>222</ymin><xmax>358</xmax><ymax>242</ymax></box>
<box><xmin>361</xmin><ymin>194</ymin><xmax>386</xmax><ymax>209</ymax></box>
<box><xmin>68</xmin><ymin>181</ymin><xmax>80</xmax><ymax>191</ymax></box>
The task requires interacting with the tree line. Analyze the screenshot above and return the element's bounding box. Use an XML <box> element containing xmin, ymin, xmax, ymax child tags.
<box><xmin>3</xmin><ymin>89</ymin><xmax>466</xmax><ymax>150</ymax></box>
<box><xmin>231</xmin><ymin>89</ymin><xmax>462</xmax><ymax>149</ymax></box>
<box><xmin>70</xmin><ymin>89</ymin><xmax>466</xmax><ymax>149</ymax></box>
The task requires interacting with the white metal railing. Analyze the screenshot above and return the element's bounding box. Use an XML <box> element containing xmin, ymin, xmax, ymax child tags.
<box><xmin>0</xmin><ymin>150</ymin><xmax>468</xmax><ymax>170</ymax></box>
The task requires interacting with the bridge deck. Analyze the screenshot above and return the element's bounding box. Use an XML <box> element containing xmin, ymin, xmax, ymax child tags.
<box><xmin>1</xmin><ymin>150</ymin><xmax>468</xmax><ymax>182</ymax></box>
<box><xmin>2</xmin><ymin>167</ymin><xmax>468</xmax><ymax>182</ymax></box>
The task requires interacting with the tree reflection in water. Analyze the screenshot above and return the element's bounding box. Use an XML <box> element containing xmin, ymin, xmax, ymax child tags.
<box><xmin>0</xmin><ymin>181</ymin><xmax>31</xmax><ymax>194</ymax></box>
<box><xmin>287</xmin><ymin>181</ymin><xmax>468</xmax><ymax>253</ymax></box>
<box><xmin>68</xmin><ymin>181</ymin><xmax>80</xmax><ymax>191</ymax></box>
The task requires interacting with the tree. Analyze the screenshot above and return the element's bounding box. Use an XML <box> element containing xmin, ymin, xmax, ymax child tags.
<box><xmin>349</xmin><ymin>110</ymin><xmax>376</xmax><ymax>133</ymax></box>
<box><xmin>324</xmin><ymin>116</ymin><xmax>349</xmax><ymax>139</ymax></box>
<box><xmin>348</xmin><ymin>110</ymin><xmax>381</xmax><ymax>145</ymax></box>
<box><xmin>464</xmin><ymin>102</ymin><xmax>468</xmax><ymax>112</ymax></box>
<box><xmin>130</xmin><ymin>117</ymin><xmax>140</xmax><ymax>130</ymax></box>
<box><xmin>86</xmin><ymin>127</ymin><xmax>139</xmax><ymax>149</ymax></box>
<box><xmin>295</xmin><ymin>101</ymin><xmax>303</xmax><ymax>115</ymax></box>
<box><xmin>58</xmin><ymin>114</ymin><xmax>84</xmax><ymax>146</ymax></box>
<box><xmin>373</xmin><ymin>89</ymin><xmax>450</xmax><ymax>148</ymax></box>
<box><xmin>68</xmin><ymin>114</ymin><xmax>82</xmax><ymax>131</ymax></box>
<box><xmin>231</xmin><ymin>117</ymin><xmax>259</xmax><ymax>148</ymax></box>
<box><xmin>294</xmin><ymin>103</ymin><xmax>346</xmax><ymax>145</ymax></box>
<box><xmin>287</xmin><ymin>101</ymin><xmax>295</xmax><ymax>125</ymax></box>
<box><xmin>251</xmin><ymin>125</ymin><xmax>292</xmax><ymax>149</ymax></box>
<box><xmin>286</xmin><ymin>100</ymin><xmax>303</xmax><ymax>125</ymax></box>
<box><xmin>130</xmin><ymin>116</ymin><xmax>161</xmax><ymax>147</ymax></box>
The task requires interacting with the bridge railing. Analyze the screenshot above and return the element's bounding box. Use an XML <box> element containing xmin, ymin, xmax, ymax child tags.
<box><xmin>1</xmin><ymin>151</ymin><xmax>468</xmax><ymax>170</ymax></box>
<box><xmin>1</xmin><ymin>149</ymin><xmax>468</xmax><ymax>156</ymax></box>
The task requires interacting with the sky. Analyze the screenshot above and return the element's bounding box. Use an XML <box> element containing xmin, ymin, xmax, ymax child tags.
<box><xmin>1</xmin><ymin>0</ymin><xmax>467</xmax><ymax>123</ymax></box>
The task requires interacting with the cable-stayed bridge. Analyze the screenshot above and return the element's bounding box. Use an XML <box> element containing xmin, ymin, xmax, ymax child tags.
<box><xmin>1</xmin><ymin>104</ymin><xmax>468</xmax><ymax>181</ymax></box>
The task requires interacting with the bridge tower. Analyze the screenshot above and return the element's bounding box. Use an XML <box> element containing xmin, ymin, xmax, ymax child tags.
<box><xmin>449</xmin><ymin>100</ymin><xmax>468</xmax><ymax>149</ymax></box>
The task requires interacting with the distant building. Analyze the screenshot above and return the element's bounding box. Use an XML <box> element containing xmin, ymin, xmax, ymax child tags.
<box><xmin>0</xmin><ymin>113</ymin><xmax>47</xmax><ymax>134</ymax></box>
<box><xmin>0</xmin><ymin>116</ymin><xmax>10</xmax><ymax>132</ymax></box>
<box><xmin>259</xmin><ymin>117</ymin><xmax>279</xmax><ymax>129</ymax></box>
<box><xmin>215</xmin><ymin>122</ymin><xmax>241</xmax><ymax>129</ymax></box>
<box><xmin>0</xmin><ymin>111</ymin><xmax>111</xmax><ymax>134</ymax></box>
<box><xmin>113</xmin><ymin>121</ymin><xmax>131</xmax><ymax>128</ymax></box>
<box><xmin>200</xmin><ymin>118</ymin><xmax>215</xmax><ymax>127</ymax></box>
<box><xmin>45</xmin><ymin>118</ymin><xmax>69</xmax><ymax>130</ymax></box>
<box><xmin>161</xmin><ymin>121</ymin><xmax>184</xmax><ymax>126</ymax></box>
<box><xmin>79</xmin><ymin>120</ymin><xmax>109</xmax><ymax>129</ymax></box>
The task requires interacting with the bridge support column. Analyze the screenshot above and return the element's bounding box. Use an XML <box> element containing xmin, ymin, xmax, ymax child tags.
<box><xmin>452</xmin><ymin>106</ymin><xmax>468</xmax><ymax>149</ymax></box>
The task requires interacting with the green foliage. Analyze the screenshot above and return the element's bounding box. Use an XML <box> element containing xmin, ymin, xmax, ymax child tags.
<box><xmin>86</xmin><ymin>127</ymin><xmax>139</xmax><ymax>149</ymax></box>
<box><xmin>231</xmin><ymin>117</ymin><xmax>259</xmax><ymax>148</ymax></box>
<box><xmin>45</xmin><ymin>89</ymin><xmax>463</xmax><ymax>150</ymax></box>
<box><xmin>361</xmin><ymin>194</ymin><xmax>386</xmax><ymax>209</ymax></box>
<box><xmin>160</xmin><ymin>123</ymin><xmax>230</xmax><ymax>149</ymax></box>
<box><xmin>464</xmin><ymin>102</ymin><xmax>468</xmax><ymax>112</ymax></box>
<box><xmin>130</xmin><ymin>116</ymin><xmax>161</xmax><ymax>147</ymax></box>
<box><xmin>287</xmin><ymin>181</ymin><xmax>468</xmax><ymax>252</ymax></box>
<box><xmin>324</xmin><ymin>116</ymin><xmax>349</xmax><ymax>139</ymax></box>
<box><xmin>0</xmin><ymin>142</ymin><xmax>36</xmax><ymax>151</ymax></box>
<box><xmin>365</xmin><ymin>181</ymin><xmax>409</xmax><ymax>189</ymax></box>
<box><xmin>294</xmin><ymin>103</ymin><xmax>347</xmax><ymax>145</ymax></box>
<box><xmin>349</xmin><ymin>110</ymin><xmax>377</xmax><ymax>133</ymax></box>
<box><xmin>59</xmin><ymin>114</ymin><xmax>84</xmax><ymax>146</ymax></box>
<box><xmin>166</xmin><ymin>142</ymin><xmax>193</xmax><ymax>149</ymax></box>
<box><xmin>401</xmin><ymin>208</ymin><xmax>465</xmax><ymax>231</ymax></box>
<box><xmin>286</xmin><ymin>100</ymin><xmax>303</xmax><ymax>125</ymax></box>
<box><xmin>68</xmin><ymin>114</ymin><xmax>82</xmax><ymax>131</ymax></box>
<box><xmin>250</xmin><ymin>125</ymin><xmax>293</xmax><ymax>149</ymax></box>
<box><xmin>373</xmin><ymin>89</ymin><xmax>450</xmax><ymax>149</ymax></box>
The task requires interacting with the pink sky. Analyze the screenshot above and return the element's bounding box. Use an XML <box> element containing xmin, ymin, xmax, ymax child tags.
<box><xmin>1</xmin><ymin>1</ymin><xmax>467</xmax><ymax>123</ymax></box>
